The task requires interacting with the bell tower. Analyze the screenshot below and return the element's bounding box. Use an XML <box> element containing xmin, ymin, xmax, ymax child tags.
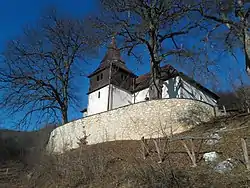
<box><xmin>87</xmin><ymin>38</ymin><xmax>136</xmax><ymax>115</ymax></box>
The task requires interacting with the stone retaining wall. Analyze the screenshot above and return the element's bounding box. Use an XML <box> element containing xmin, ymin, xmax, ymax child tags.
<box><xmin>47</xmin><ymin>99</ymin><xmax>216</xmax><ymax>153</ymax></box>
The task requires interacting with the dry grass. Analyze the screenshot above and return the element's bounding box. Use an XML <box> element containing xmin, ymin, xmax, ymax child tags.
<box><xmin>2</xmin><ymin>114</ymin><xmax>250</xmax><ymax>188</ymax></box>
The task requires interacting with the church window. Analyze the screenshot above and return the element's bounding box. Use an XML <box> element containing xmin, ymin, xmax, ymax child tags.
<box><xmin>97</xmin><ymin>75</ymin><xmax>100</xmax><ymax>81</ymax></box>
<box><xmin>101</xmin><ymin>73</ymin><xmax>103</xmax><ymax>79</ymax></box>
<box><xmin>98</xmin><ymin>91</ymin><xmax>100</xmax><ymax>98</ymax></box>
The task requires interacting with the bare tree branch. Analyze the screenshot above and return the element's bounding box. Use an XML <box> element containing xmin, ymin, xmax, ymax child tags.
<box><xmin>0</xmin><ymin>9</ymin><xmax>102</xmax><ymax>129</ymax></box>
<box><xmin>95</xmin><ymin>0</ymin><xmax>200</xmax><ymax>99</ymax></box>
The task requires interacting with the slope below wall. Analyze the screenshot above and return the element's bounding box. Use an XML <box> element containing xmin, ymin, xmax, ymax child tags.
<box><xmin>47</xmin><ymin>99</ymin><xmax>216</xmax><ymax>153</ymax></box>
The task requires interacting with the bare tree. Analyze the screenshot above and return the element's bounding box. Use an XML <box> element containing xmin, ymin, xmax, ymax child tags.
<box><xmin>194</xmin><ymin>0</ymin><xmax>250</xmax><ymax>74</ymax></box>
<box><xmin>95</xmin><ymin>0</ymin><xmax>201</xmax><ymax>99</ymax></box>
<box><xmin>235</xmin><ymin>85</ymin><xmax>250</xmax><ymax>111</ymax></box>
<box><xmin>0</xmin><ymin>10</ymin><xmax>101</xmax><ymax>128</ymax></box>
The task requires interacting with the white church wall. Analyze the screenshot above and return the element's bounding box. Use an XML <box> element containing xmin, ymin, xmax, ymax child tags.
<box><xmin>87</xmin><ymin>85</ymin><xmax>109</xmax><ymax>116</ymax></box>
<box><xmin>87</xmin><ymin>77</ymin><xmax>217</xmax><ymax>116</ymax></box>
<box><xmin>133</xmin><ymin>76</ymin><xmax>183</xmax><ymax>101</ymax></box>
<box><xmin>47</xmin><ymin>98</ymin><xmax>216</xmax><ymax>153</ymax></box>
<box><xmin>133</xmin><ymin>88</ymin><xmax>149</xmax><ymax>103</ymax></box>
<box><xmin>162</xmin><ymin>76</ymin><xmax>181</xmax><ymax>99</ymax></box>
<box><xmin>180</xmin><ymin>78</ymin><xmax>217</xmax><ymax>106</ymax></box>
<box><xmin>111</xmin><ymin>86</ymin><xmax>133</xmax><ymax>109</ymax></box>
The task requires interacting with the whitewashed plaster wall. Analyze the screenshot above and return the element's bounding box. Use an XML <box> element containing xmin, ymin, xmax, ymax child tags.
<box><xmin>162</xmin><ymin>76</ymin><xmax>181</xmax><ymax>99</ymax></box>
<box><xmin>87</xmin><ymin>85</ymin><xmax>109</xmax><ymax>115</ymax></box>
<box><xmin>111</xmin><ymin>86</ymin><xmax>133</xmax><ymax>109</ymax></box>
<box><xmin>87</xmin><ymin>76</ymin><xmax>217</xmax><ymax>116</ymax></box>
<box><xmin>180</xmin><ymin>79</ymin><xmax>217</xmax><ymax>106</ymax></box>
<box><xmin>133</xmin><ymin>77</ymin><xmax>182</xmax><ymax>103</ymax></box>
<box><xmin>132</xmin><ymin>76</ymin><xmax>217</xmax><ymax>106</ymax></box>
<box><xmin>47</xmin><ymin>98</ymin><xmax>215</xmax><ymax>153</ymax></box>
<box><xmin>133</xmin><ymin>88</ymin><xmax>149</xmax><ymax>103</ymax></box>
<box><xmin>88</xmin><ymin>85</ymin><xmax>133</xmax><ymax>116</ymax></box>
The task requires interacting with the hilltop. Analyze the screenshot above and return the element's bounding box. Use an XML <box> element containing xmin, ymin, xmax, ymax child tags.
<box><xmin>1</xmin><ymin>114</ymin><xmax>250</xmax><ymax>187</ymax></box>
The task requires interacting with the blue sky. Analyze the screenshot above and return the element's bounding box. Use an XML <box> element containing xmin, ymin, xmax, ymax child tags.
<box><xmin>0</xmin><ymin>0</ymin><xmax>249</xmax><ymax>130</ymax></box>
<box><xmin>0</xmin><ymin>0</ymin><xmax>96</xmax><ymax>46</ymax></box>
<box><xmin>0</xmin><ymin>0</ymin><xmax>150</xmax><ymax>129</ymax></box>
<box><xmin>0</xmin><ymin>0</ymin><xmax>99</xmax><ymax>129</ymax></box>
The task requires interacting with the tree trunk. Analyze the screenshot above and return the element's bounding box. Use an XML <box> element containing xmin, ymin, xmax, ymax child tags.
<box><xmin>235</xmin><ymin>0</ymin><xmax>250</xmax><ymax>75</ymax></box>
<box><xmin>244</xmin><ymin>29</ymin><xmax>250</xmax><ymax>75</ymax></box>
<box><xmin>148</xmin><ymin>29</ymin><xmax>162</xmax><ymax>100</ymax></box>
<box><xmin>149</xmin><ymin>64</ymin><xmax>162</xmax><ymax>99</ymax></box>
<box><xmin>62</xmin><ymin>106</ymin><xmax>68</xmax><ymax>124</ymax></box>
<box><xmin>62</xmin><ymin>79</ymin><xmax>69</xmax><ymax>124</ymax></box>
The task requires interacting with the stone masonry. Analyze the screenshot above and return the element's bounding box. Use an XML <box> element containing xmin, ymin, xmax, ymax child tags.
<box><xmin>47</xmin><ymin>99</ymin><xmax>216</xmax><ymax>153</ymax></box>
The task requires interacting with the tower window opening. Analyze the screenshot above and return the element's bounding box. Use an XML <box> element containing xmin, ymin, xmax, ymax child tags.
<box><xmin>97</xmin><ymin>75</ymin><xmax>100</xmax><ymax>81</ymax></box>
<box><xmin>98</xmin><ymin>91</ymin><xmax>100</xmax><ymax>98</ymax></box>
<box><xmin>121</xmin><ymin>74</ymin><xmax>126</xmax><ymax>80</ymax></box>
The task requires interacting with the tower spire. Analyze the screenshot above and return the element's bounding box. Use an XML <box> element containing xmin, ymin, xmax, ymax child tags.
<box><xmin>110</xmin><ymin>35</ymin><xmax>117</xmax><ymax>49</ymax></box>
<box><xmin>101</xmin><ymin>36</ymin><xmax>121</xmax><ymax>62</ymax></box>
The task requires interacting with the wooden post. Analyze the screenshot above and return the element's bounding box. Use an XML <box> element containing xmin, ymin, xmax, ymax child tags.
<box><xmin>181</xmin><ymin>139</ymin><xmax>197</xmax><ymax>167</ymax></box>
<box><xmin>141</xmin><ymin>141</ymin><xmax>146</xmax><ymax>159</ymax></box>
<box><xmin>170</xmin><ymin>126</ymin><xmax>173</xmax><ymax>138</ymax></box>
<box><xmin>190</xmin><ymin>139</ymin><xmax>196</xmax><ymax>164</ymax></box>
<box><xmin>223</xmin><ymin>105</ymin><xmax>226</xmax><ymax>114</ymax></box>
<box><xmin>141</xmin><ymin>137</ymin><xmax>149</xmax><ymax>159</ymax></box>
<box><xmin>241</xmin><ymin>138</ymin><xmax>250</xmax><ymax>170</ymax></box>
<box><xmin>153</xmin><ymin>139</ymin><xmax>163</xmax><ymax>163</ymax></box>
<box><xmin>5</xmin><ymin>168</ymin><xmax>8</xmax><ymax>175</ymax></box>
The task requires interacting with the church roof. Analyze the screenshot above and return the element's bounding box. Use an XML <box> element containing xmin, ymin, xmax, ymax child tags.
<box><xmin>133</xmin><ymin>64</ymin><xmax>219</xmax><ymax>99</ymax></box>
<box><xmin>133</xmin><ymin>64</ymin><xmax>178</xmax><ymax>92</ymax></box>
<box><xmin>88</xmin><ymin>38</ymin><xmax>134</xmax><ymax>78</ymax></box>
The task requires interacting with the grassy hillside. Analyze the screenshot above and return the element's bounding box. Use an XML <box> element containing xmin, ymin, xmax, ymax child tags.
<box><xmin>1</xmin><ymin>115</ymin><xmax>250</xmax><ymax>187</ymax></box>
<box><xmin>0</xmin><ymin>126</ymin><xmax>54</xmax><ymax>162</ymax></box>
<box><xmin>0</xmin><ymin>126</ymin><xmax>55</xmax><ymax>188</ymax></box>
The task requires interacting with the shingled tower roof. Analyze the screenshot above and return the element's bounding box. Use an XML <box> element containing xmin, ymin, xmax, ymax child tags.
<box><xmin>102</xmin><ymin>37</ymin><xmax>121</xmax><ymax>62</ymax></box>
<box><xmin>88</xmin><ymin>37</ymin><xmax>134</xmax><ymax>77</ymax></box>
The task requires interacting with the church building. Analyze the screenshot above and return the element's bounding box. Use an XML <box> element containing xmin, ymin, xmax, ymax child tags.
<box><xmin>83</xmin><ymin>38</ymin><xmax>219</xmax><ymax>116</ymax></box>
